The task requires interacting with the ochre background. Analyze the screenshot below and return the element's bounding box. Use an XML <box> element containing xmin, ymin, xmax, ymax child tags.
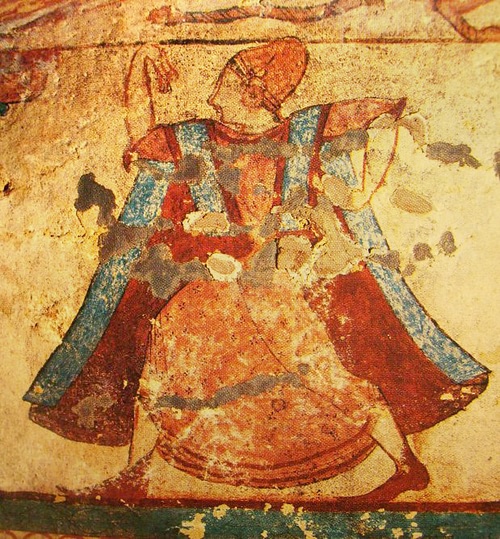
<box><xmin>0</xmin><ymin>0</ymin><xmax>499</xmax><ymax>504</ymax></box>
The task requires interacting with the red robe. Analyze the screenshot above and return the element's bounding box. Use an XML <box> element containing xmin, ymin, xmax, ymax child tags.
<box><xmin>28</xmin><ymin>99</ymin><xmax>488</xmax><ymax>454</ymax></box>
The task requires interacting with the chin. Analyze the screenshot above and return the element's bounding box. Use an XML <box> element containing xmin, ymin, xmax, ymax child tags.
<box><xmin>211</xmin><ymin>105</ymin><xmax>224</xmax><ymax>122</ymax></box>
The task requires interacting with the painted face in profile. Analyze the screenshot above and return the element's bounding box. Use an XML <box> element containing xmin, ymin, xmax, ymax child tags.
<box><xmin>208</xmin><ymin>66</ymin><xmax>253</xmax><ymax>127</ymax></box>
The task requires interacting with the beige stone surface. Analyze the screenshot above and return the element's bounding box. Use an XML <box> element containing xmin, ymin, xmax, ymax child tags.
<box><xmin>0</xmin><ymin>1</ymin><xmax>498</xmax><ymax>505</ymax></box>
<box><xmin>0</xmin><ymin>0</ymin><xmax>462</xmax><ymax>49</ymax></box>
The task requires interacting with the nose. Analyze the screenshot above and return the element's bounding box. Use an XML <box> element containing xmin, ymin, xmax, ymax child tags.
<box><xmin>208</xmin><ymin>89</ymin><xmax>223</xmax><ymax>119</ymax></box>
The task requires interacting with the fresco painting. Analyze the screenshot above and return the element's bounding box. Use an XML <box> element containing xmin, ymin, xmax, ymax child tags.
<box><xmin>0</xmin><ymin>0</ymin><xmax>499</xmax><ymax>537</ymax></box>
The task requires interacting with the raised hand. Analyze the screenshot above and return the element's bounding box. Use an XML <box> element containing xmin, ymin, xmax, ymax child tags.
<box><xmin>141</xmin><ymin>45</ymin><xmax>178</xmax><ymax>94</ymax></box>
<box><xmin>124</xmin><ymin>45</ymin><xmax>178</xmax><ymax>155</ymax></box>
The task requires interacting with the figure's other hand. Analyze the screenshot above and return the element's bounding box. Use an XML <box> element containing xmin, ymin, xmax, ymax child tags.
<box><xmin>396</xmin><ymin>113</ymin><xmax>428</xmax><ymax>147</ymax></box>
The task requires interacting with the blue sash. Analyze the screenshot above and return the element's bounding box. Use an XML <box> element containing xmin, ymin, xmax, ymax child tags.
<box><xmin>280</xmin><ymin>106</ymin><xmax>322</xmax><ymax>231</ymax></box>
<box><xmin>24</xmin><ymin>122</ymin><xmax>220</xmax><ymax>406</ymax></box>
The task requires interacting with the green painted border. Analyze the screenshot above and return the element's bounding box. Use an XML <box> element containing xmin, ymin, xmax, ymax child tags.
<box><xmin>1</xmin><ymin>499</ymin><xmax>499</xmax><ymax>538</ymax></box>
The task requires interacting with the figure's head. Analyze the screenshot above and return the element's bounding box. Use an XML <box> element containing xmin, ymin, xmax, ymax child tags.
<box><xmin>208</xmin><ymin>38</ymin><xmax>308</xmax><ymax>127</ymax></box>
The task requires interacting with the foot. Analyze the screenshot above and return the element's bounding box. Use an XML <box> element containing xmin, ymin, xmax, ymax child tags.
<box><xmin>333</xmin><ymin>459</ymin><xmax>429</xmax><ymax>509</ymax></box>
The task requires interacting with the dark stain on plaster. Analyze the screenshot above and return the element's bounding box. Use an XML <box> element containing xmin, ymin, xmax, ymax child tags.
<box><xmin>155</xmin><ymin>216</ymin><xmax>175</xmax><ymax>230</ymax></box>
<box><xmin>240</xmin><ymin>240</ymin><xmax>278</xmax><ymax>287</ymax></box>
<box><xmin>228</xmin><ymin>222</ymin><xmax>253</xmax><ymax>236</ymax></box>
<box><xmin>282</xmin><ymin>187</ymin><xmax>308</xmax><ymax>212</ymax></box>
<box><xmin>98</xmin><ymin>218</ymin><xmax>173</xmax><ymax>264</ymax></box>
<box><xmin>2</xmin><ymin>181</ymin><xmax>13</xmax><ymax>196</ymax></box>
<box><xmin>132</xmin><ymin>244</ymin><xmax>182</xmax><ymax>299</ymax></box>
<box><xmin>438</xmin><ymin>231</ymin><xmax>457</xmax><ymax>255</ymax></box>
<box><xmin>261</xmin><ymin>186</ymin><xmax>308</xmax><ymax>237</ymax></box>
<box><xmin>71</xmin><ymin>393</ymin><xmax>115</xmax><ymax>430</ymax></box>
<box><xmin>402</xmin><ymin>262</ymin><xmax>416</xmax><ymax>277</ymax></box>
<box><xmin>207</xmin><ymin>138</ymin><xmax>306</xmax><ymax>163</ymax></box>
<box><xmin>259</xmin><ymin>213</ymin><xmax>281</xmax><ymax>238</ymax></box>
<box><xmin>172</xmin><ymin>155</ymin><xmax>205</xmax><ymax>184</ymax></box>
<box><xmin>74</xmin><ymin>173</ymin><xmax>116</xmax><ymax>227</ymax></box>
<box><xmin>155</xmin><ymin>371</ymin><xmax>302</xmax><ymax>411</ymax></box>
<box><xmin>322</xmin><ymin>129</ymin><xmax>369</xmax><ymax>159</ymax></box>
<box><xmin>99</xmin><ymin>222</ymin><xmax>154</xmax><ymax>264</ymax></box>
<box><xmin>181</xmin><ymin>259</ymin><xmax>212</xmax><ymax>282</ymax></box>
<box><xmin>131</xmin><ymin>244</ymin><xmax>209</xmax><ymax>299</ymax></box>
<box><xmin>297</xmin><ymin>363</ymin><xmax>310</xmax><ymax>375</ymax></box>
<box><xmin>217</xmin><ymin>164</ymin><xmax>241</xmax><ymax>194</ymax></box>
<box><xmin>413</xmin><ymin>243</ymin><xmax>433</xmax><ymax>261</ymax></box>
<box><xmin>426</xmin><ymin>142</ymin><xmax>481</xmax><ymax>168</ymax></box>
<box><xmin>390</xmin><ymin>187</ymin><xmax>433</xmax><ymax>214</ymax></box>
<box><xmin>494</xmin><ymin>151</ymin><xmax>500</xmax><ymax>179</ymax></box>
<box><xmin>277</xmin><ymin>236</ymin><xmax>313</xmax><ymax>272</ymax></box>
<box><xmin>369</xmin><ymin>250</ymin><xmax>401</xmax><ymax>270</ymax></box>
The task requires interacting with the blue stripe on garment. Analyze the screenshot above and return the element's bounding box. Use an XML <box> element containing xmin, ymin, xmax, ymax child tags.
<box><xmin>24</xmin><ymin>247</ymin><xmax>141</xmax><ymax>406</ymax></box>
<box><xmin>174</xmin><ymin>122</ymin><xmax>224</xmax><ymax>213</ymax></box>
<box><xmin>280</xmin><ymin>106</ymin><xmax>322</xmax><ymax>231</ymax></box>
<box><xmin>120</xmin><ymin>161</ymin><xmax>173</xmax><ymax>226</ymax></box>
<box><xmin>24</xmin><ymin>160</ymin><xmax>173</xmax><ymax>405</ymax></box>
<box><xmin>320</xmin><ymin>147</ymin><xmax>487</xmax><ymax>383</ymax></box>
<box><xmin>282</xmin><ymin>106</ymin><xmax>322</xmax><ymax>201</ymax></box>
<box><xmin>366</xmin><ymin>261</ymin><xmax>487</xmax><ymax>382</ymax></box>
